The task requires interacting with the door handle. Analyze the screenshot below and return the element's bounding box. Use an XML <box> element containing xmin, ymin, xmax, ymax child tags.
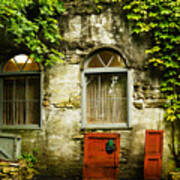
<box><xmin>106</xmin><ymin>139</ymin><xmax>115</xmax><ymax>154</ymax></box>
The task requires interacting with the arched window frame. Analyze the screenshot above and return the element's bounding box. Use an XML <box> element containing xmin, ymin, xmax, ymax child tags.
<box><xmin>0</xmin><ymin>55</ymin><xmax>42</xmax><ymax>129</ymax></box>
<box><xmin>82</xmin><ymin>49</ymin><xmax>132</xmax><ymax>129</ymax></box>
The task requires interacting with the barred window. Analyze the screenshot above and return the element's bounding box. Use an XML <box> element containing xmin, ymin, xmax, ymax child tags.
<box><xmin>0</xmin><ymin>54</ymin><xmax>41</xmax><ymax>129</ymax></box>
<box><xmin>82</xmin><ymin>49</ymin><xmax>130</xmax><ymax>129</ymax></box>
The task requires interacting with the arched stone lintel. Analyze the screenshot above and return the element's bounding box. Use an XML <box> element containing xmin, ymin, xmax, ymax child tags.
<box><xmin>80</xmin><ymin>45</ymin><xmax>130</xmax><ymax>71</ymax></box>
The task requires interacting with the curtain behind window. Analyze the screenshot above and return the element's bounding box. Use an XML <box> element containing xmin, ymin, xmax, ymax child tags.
<box><xmin>3</xmin><ymin>76</ymin><xmax>40</xmax><ymax>125</ymax></box>
<box><xmin>86</xmin><ymin>73</ymin><xmax>127</xmax><ymax>124</ymax></box>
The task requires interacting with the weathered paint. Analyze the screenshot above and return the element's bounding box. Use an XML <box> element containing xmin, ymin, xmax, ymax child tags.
<box><xmin>144</xmin><ymin>130</ymin><xmax>163</xmax><ymax>180</ymax></box>
<box><xmin>83</xmin><ymin>133</ymin><xmax>120</xmax><ymax>180</ymax></box>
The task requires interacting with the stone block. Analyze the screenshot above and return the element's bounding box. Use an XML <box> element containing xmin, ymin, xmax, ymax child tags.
<box><xmin>133</xmin><ymin>99</ymin><xmax>144</xmax><ymax>109</ymax></box>
<box><xmin>145</xmin><ymin>99</ymin><xmax>167</xmax><ymax>108</ymax></box>
<box><xmin>49</xmin><ymin>64</ymin><xmax>80</xmax><ymax>104</ymax></box>
<box><xmin>64</xmin><ymin>16</ymin><xmax>82</xmax><ymax>41</ymax></box>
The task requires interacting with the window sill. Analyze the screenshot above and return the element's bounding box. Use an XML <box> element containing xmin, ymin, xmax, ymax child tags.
<box><xmin>0</xmin><ymin>125</ymin><xmax>41</xmax><ymax>130</ymax></box>
<box><xmin>81</xmin><ymin>123</ymin><xmax>132</xmax><ymax>130</ymax></box>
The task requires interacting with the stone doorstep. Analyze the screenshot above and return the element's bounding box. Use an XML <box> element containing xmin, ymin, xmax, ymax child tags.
<box><xmin>34</xmin><ymin>178</ymin><xmax>144</xmax><ymax>180</ymax></box>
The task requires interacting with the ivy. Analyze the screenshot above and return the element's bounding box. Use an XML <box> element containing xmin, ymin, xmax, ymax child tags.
<box><xmin>0</xmin><ymin>0</ymin><xmax>65</xmax><ymax>66</ymax></box>
<box><xmin>94</xmin><ymin>0</ymin><xmax>180</xmax><ymax>129</ymax></box>
<box><xmin>119</xmin><ymin>0</ymin><xmax>180</xmax><ymax>122</ymax></box>
<box><xmin>0</xmin><ymin>0</ymin><xmax>180</xmax><ymax>122</ymax></box>
<box><xmin>112</xmin><ymin>0</ymin><xmax>180</xmax><ymax>164</ymax></box>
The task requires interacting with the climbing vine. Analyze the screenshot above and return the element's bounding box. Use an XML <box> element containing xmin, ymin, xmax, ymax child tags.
<box><xmin>0</xmin><ymin>0</ymin><xmax>180</xmax><ymax>150</ymax></box>
<box><xmin>122</xmin><ymin>0</ymin><xmax>180</xmax><ymax>122</ymax></box>
<box><xmin>0</xmin><ymin>0</ymin><xmax>65</xmax><ymax>66</ymax></box>
<box><xmin>121</xmin><ymin>0</ymin><xmax>180</xmax><ymax>163</ymax></box>
<box><xmin>94</xmin><ymin>0</ymin><xmax>180</xmax><ymax>163</ymax></box>
<box><xmin>0</xmin><ymin>0</ymin><xmax>179</xmax><ymax>167</ymax></box>
<box><xmin>95</xmin><ymin>0</ymin><xmax>180</xmax><ymax>120</ymax></box>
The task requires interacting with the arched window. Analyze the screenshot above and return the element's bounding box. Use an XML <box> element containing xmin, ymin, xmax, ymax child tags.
<box><xmin>0</xmin><ymin>54</ymin><xmax>41</xmax><ymax>129</ymax></box>
<box><xmin>82</xmin><ymin>49</ymin><xmax>131</xmax><ymax>129</ymax></box>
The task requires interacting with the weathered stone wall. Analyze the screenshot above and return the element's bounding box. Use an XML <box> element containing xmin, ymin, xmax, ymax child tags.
<box><xmin>0</xmin><ymin>2</ymin><xmax>175</xmax><ymax>179</ymax></box>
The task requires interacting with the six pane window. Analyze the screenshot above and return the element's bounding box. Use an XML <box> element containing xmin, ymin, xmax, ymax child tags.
<box><xmin>83</xmin><ymin>50</ymin><xmax>129</xmax><ymax>128</ymax></box>
<box><xmin>0</xmin><ymin>54</ymin><xmax>41</xmax><ymax>128</ymax></box>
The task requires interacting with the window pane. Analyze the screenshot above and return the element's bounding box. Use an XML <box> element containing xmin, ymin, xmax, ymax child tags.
<box><xmin>98</xmin><ymin>51</ymin><xmax>113</xmax><ymax>66</ymax></box>
<box><xmin>3</xmin><ymin>75</ymin><xmax>40</xmax><ymax>125</ymax></box>
<box><xmin>26</xmin><ymin>76</ymin><xmax>40</xmax><ymax>125</ymax></box>
<box><xmin>3</xmin><ymin>59</ymin><xmax>19</xmax><ymax>72</ymax></box>
<box><xmin>87</xmin><ymin>50</ymin><xmax>125</xmax><ymax>68</ymax></box>
<box><xmin>86</xmin><ymin>73</ymin><xmax>127</xmax><ymax>124</ymax></box>
<box><xmin>23</xmin><ymin>59</ymin><xmax>40</xmax><ymax>71</ymax></box>
<box><xmin>3</xmin><ymin>79</ymin><xmax>14</xmax><ymax>125</ymax></box>
<box><xmin>108</xmin><ymin>54</ymin><xmax>125</xmax><ymax>67</ymax></box>
<box><xmin>88</xmin><ymin>55</ymin><xmax>104</xmax><ymax>68</ymax></box>
<box><xmin>86</xmin><ymin>75</ymin><xmax>99</xmax><ymax>123</ymax></box>
<box><xmin>3</xmin><ymin>55</ymin><xmax>40</xmax><ymax>72</ymax></box>
<box><xmin>15</xmin><ymin>77</ymin><xmax>26</xmax><ymax>125</ymax></box>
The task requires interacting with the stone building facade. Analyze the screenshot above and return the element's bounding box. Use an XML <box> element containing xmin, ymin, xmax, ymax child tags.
<box><xmin>0</xmin><ymin>2</ymin><xmax>175</xmax><ymax>179</ymax></box>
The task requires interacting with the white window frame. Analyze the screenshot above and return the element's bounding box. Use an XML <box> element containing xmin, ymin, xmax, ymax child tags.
<box><xmin>0</xmin><ymin>55</ymin><xmax>42</xmax><ymax>130</ymax></box>
<box><xmin>82</xmin><ymin>67</ymin><xmax>132</xmax><ymax>129</ymax></box>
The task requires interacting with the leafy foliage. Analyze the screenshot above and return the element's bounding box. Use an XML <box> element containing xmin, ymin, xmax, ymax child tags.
<box><xmin>121</xmin><ymin>0</ymin><xmax>180</xmax><ymax>122</ymax></box>
<box><xmin>18</xmin><ymin>149</ymin><xmax>39</xmax><ymax>179</ymax></box>
<box><xmin>97</xmin><ymin>0</ymin><xmax>180</xmax><ymax>165</ymax></box>
<box><xmin>0</xmin><ymin>0</ymin><xmax>65</xmax><ymax>66</ymax></box>
<box><xmin>94</xmin><ymin>0</ymin><xmax>180</xmax><ymax>123</ymax></box>
<box><xmin>94</xmin><ymin>0</ymin><xmax>179</xmax><ymax>122</ymax></box>
<box><xmin>19</xmin><ymin>153</ymin><xmax>37</xmax><ymax>168</ymax></box>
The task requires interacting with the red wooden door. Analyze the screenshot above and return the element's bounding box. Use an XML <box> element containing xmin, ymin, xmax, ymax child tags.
<box><xmin>83</xmin><ymin>133</ymin><xmax>120</xmax><ymax>180</ymax></box>
<box><xmin>144</xmin><ymin>130</ymin><xmax>163</xmax><ymax>180</ymax></box>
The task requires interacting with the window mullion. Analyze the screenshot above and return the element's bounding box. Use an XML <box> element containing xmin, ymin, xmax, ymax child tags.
<box><xmin>112</xmin><ymin>77</ymin><xmax>116</xmax><ymax>123</ymax></box>
<box><xmin>107</xmin><ymin>55</ymin><xmax>114</xmax><ymax>67</ymax></box>
<box><xmin>25</xmin><ymin>77</ymin><xmax>28</xmax><ymax>124</ymax></box>
<box><xmin>20</xmin><ymin>56</ymin><xmax>29</xmax><ymax>71</ymax></box>
<box><xmin>97</xmin><ymin>54</ymin><xmax>106</xmax><ymax>67</ymax></box>
<box><xmin>98</xmin><ymin>75</ymin><xmax>101</xmax><ymax>123</ymax></box>
<box><xmin>6</xmin><ymin>83</ymin><xmax>9</xmax><ymax>125</ymax></box>
<box><xmin>0</xmin><ymin>79</ymin><xmax>3</xmax><ymax>126</ymax></box>
<box><xmin>13</xmin><ymin>80</ymin><xmax>16</xmax><ymax>125</ymax></box>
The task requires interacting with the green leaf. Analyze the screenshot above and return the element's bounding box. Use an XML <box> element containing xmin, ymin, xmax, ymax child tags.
<box><xmin>160</xmin><ymin>9</ymin><xmax>172</xmax><ymax>15</ymax></box>
<box><xmin>127</xmin><ymin>14</ymin><xmax>141</xmax><ymax>21</ymax></box>
<box><xmin>145</xmin><ymin>46</ymin><xmax>161</xmax><ymax>54</ymax></box>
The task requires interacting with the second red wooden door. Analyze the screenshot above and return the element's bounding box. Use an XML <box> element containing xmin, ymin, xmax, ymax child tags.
<box><xmin>144</xmin><ymin>130</ymin><xmax>163</xmax><ymax>180</ymax></box>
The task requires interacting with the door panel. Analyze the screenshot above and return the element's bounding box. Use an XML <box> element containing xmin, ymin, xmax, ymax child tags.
<box><xmin>144</xmin><ymin>130</ymin><xmax>163</xmax><ymax>180</ymax></box>
<box><xmin>144</xmin><ymin>155</ymin><xmax>162</xmax><ymax>180</ymax></box>
<box><xmin>83</xmin><ymin>133</ymin><xmax>120</xmax><ymax>180</ymax></box>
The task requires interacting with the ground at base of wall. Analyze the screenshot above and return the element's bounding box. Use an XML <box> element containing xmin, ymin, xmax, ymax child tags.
<box><xmin>168</xmin><ymin>171</ymin><xmax>180</xmax><ymax>180</ymax></box>
<box><xmin>34</xmin><ymin>176</ymin><xmax>80</xmax><ymax>180</ymax></box>
<box><xmin>34</xmin><ymin>176</ymin><xmax>148</xmax><ymax>180</ymax></box>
